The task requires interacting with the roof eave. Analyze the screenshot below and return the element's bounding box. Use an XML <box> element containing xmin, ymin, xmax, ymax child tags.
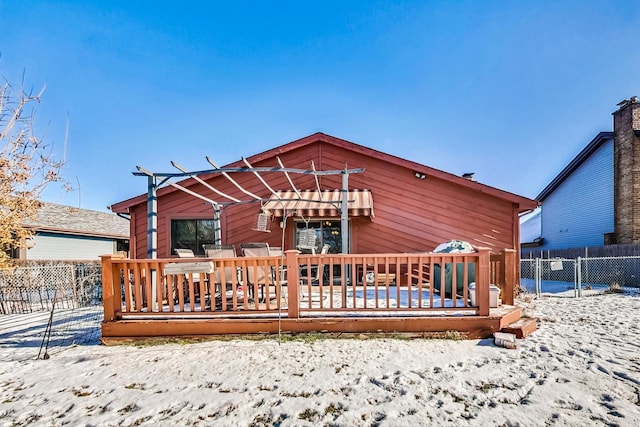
<box><xmin>28</xmin><ymin>225</ymin><xmax>129</xmax><ymax>239</ymax></box>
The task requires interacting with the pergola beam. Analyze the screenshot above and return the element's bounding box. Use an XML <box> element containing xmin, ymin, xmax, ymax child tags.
<box><xmin>242</xmin><ymin>157</ymin><xmax>281</xmax><ymax>199</ymax></box>
<box><xmin>277</xmin><ymin>156</ymin><xmax>303</xmax><ymax>200</ymax></box>
<box><xmin>171</xmin><ymin>161</ymin><xmax>241</xmax><ymax>203</ymax></box>
<box><xmin>206</xmin><ymin>156</ymin><xmax>262</xmax><ymax>200</ymax></box>
<box><xmin>133</xmin><ymin>166</ymin><xmax>364</xmax><ymax>178</ymax></box>
<box><xmin>135</xmin><ymin>156</ymin><xmax>365</xmax><ymax>258</ymax></box>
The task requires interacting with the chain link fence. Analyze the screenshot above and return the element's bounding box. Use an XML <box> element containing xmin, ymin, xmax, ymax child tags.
<box><xmin>520</xmin><ymin>256</ymin><xmax>640</xmax><ymax>297</ymax></box>
<box><xmin>579</xmin><ymin>256</ymin><xmax>640</xmax><ymax>291</ymax></box>
<box><xmin>0</xmin><ymin>262</ymin><xmax>103</xmax><ymax>360</ymax></box>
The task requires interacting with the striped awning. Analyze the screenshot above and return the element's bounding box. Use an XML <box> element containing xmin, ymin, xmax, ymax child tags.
<box><xmin>262</xmin><ymin>189</ymin><xmax>374</xmax><ymax>219</ymax></box>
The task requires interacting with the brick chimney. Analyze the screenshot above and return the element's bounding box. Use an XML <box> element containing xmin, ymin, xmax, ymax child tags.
<box><xmin>614</xmin><ymin>96</ymin><xmax>640</xmax><ymax>244</ymax></box>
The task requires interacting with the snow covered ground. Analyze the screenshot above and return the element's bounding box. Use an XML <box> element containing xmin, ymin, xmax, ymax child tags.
<box><xmin>1</xmin><ymin>293</ymin><xmax>640</xmax><ymax>426</ymax></box>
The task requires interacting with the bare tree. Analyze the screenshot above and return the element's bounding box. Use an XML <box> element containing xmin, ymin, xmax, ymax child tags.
<box><xmin>0</xmin><ymin>73</ymin><xmax>70</xmax><ymax>266</ymax></box>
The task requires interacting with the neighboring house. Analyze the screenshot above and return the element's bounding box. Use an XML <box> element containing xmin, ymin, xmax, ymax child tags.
<box><xmin>14</xmin><ymin>202</ymin><xmax>130</xmax><ymax>261</ymax></box>
<box><xmin>110</xmin><ymin>132</ymin><xmax>536</xmax><ymax>260</ymax></box>
<box><xmin>519</xmin><ymin>208</ymin><xmax>542</xmax><ymax>248</ymax></box>
<box><xmin>532</xmin><ymin>132</ymin><xmax>614</xmax><ymax>250</ymax></box>
<box><xmin>525</xmin><ymin>97</ymin><xmax>640</xmax><ymax>251</ymax></box>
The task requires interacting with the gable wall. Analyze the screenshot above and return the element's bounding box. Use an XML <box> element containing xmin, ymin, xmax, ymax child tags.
<box><xmin>130</xmin><ymin>141</ymin><xmax>519</xmax><ymax>258</ymax></box>
<box><xmin>540</xmin><ymin>139</ymin><xmax>614</xmax><ymax>249</ymax></box>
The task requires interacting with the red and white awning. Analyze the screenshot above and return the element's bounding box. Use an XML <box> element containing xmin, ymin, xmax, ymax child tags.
<box><xmin>262</xmin><ymin>189</ymin><xmax>374</xmax><ymax>219</ymax></box>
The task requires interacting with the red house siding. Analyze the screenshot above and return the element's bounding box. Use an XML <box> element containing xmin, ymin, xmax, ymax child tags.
<box><xmin>112</xmin><ymin>133</ymin><xmax>536</xmax><ymax>259</ymax></box>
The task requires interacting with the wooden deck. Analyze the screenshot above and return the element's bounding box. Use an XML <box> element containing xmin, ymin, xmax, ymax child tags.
<box><xmin>101</xmin><ymin>248</ymin><xmax>523</xmax><ymax>341</ymax></box>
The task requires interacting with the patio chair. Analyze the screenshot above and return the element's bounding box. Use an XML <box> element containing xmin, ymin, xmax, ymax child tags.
<box><xmin>240</xmin><ymin>242</ymin><xmax>270</xmax><ymax>252</ymax></box>
<box><xmin>205</xmin><ymin>246</ymin><xmax>236</xmax><ymax>256</ymax></box>
<box><xmin>269</xmin><ymin>247</ymin><xmax>283</xmax><ymax>256</ymax></box>
<box><xmin>175</xmin><ymin>248</ymin><xmax>195</xmax><ymax>258</ymax></box>
<box><xmin>299</xmin><ymin>244</ymin><xmax>330</xmax><ymax>284</ymax></box>
<box><xmin>171</xmin><ymin>248</ymin><xmax>201</xmax><ymax>304</ymax></box>
<box><xmin>205</xmin><ymin>245</ymin><xmax>244</xmax><ymax>303</ymax></box>
<box><xmin>241</xmin><ymin>242</ymin><xmax>279</xmax><ymax>302</ymax></box>
<box><xmin>265</xmin><ymin>246</ymin><xmax>288</xmax><ymax>285</ymax></box>
<box><xmin>299</xmin><ymin>244</ymin><xmax>330</xmax><ymax>304</ymax></box>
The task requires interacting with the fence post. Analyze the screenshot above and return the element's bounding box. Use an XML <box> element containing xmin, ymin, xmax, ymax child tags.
<box><xmin>576</xmin><ymin>256</ymin><xmax>582</xmax><ymax>297</ymax></box>
<box><xmin>502</xmin><ymin>249</ymin><xmax>516</xmax><ymax>305</ymax></box>
<box><xmin>535</xmin><ymin>257</ymin><xmax>541</xmax><ymax>296</ymax></box>
<box><xmin>286</xmin><ymin>250</ymin><xmax>300</xmax><ymax>319</ymax></box>
<box><xmin>476</xmin><ymin>248</ymin><xmax>490</xmax><ymax>316</ymax></box>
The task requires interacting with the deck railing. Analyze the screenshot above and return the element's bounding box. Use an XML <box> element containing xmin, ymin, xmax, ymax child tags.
<box><xmin>293</xmin><ymin>251</ymin><xmax>488</xmax><ymax>317</ymax></box>
<box><xmin>101</xmin><ymin>248</ymin><xmax>514</xmax><ymax>323</ymax></box>
<box><xmin>101</xmin><ymin>255</ymin><xmax>288</xmax><ymax>320</ymax></box>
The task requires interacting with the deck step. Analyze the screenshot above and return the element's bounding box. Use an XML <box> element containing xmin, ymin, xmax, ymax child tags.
<box><xmin>501</xmin><ymin>317</ymin><xmax>537</xmax><ymax>339</ymax></box>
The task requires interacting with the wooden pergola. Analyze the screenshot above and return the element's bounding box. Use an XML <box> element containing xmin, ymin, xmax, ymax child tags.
<box><xmin>134</xmin><ymin>156</ymin><xmax>364</xmax><ymax>259</ymax></box>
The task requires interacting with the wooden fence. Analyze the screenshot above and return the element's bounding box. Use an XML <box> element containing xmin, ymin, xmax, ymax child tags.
<box><xmin>521</xmin><ymin>243</ymin><xmax>640</xmax><ymax>259</ymax></box>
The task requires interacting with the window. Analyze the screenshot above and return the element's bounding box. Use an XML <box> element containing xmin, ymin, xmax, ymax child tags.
<box><xmin>171</xmin><ymin>219</ymin><xmax>215</xmax><ymax>256</ymax></box>
<box><xmin>116</xmin><ymin>239</ymin><xmax>129</xmax><ymax>254</ymax></box>
<box><xmin>295</xmin><ymin>220</ymin><xmax>345</xmax><ymax>254</ymax></box>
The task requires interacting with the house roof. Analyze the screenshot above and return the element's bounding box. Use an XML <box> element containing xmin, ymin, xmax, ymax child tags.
<box><xmin>110</xmin><ymin>132</ymin><xmax>538</xmax><ymax>213</ymax></box>
<box><xmin>535</xmin><ymin>132</ymin><xmax>614</xmax><ymax>202</ymax></box>
<box><xmin>25</xmin><ymin>202</ymin><xmax>130</xmax><ymax>239</ymax></box>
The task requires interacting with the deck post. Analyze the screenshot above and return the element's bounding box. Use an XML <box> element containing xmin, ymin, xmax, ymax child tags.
<box><xmin>286</xmin><ymin>250</ymin><xmax>300</xmax><ymax>319</ymax></box>
<box><xmin>101</xmin><ymin>255</ymin><xmax>118</xmax><ymax>322</ymax></box>
<box><xmin>476</xmin><ymin>248</ymin><xmax>491</xmax><ymax>316</ymax></box>
<box><xmin>341</xmin><ymin>169</ymin><xmax>349</xmax><ymax>254</ymax></box>
<box><xmin>146</xmin><ymin>175</ymin><xmax>158</xmax><ymax>259</ymax></box>
<box><xmin>213</xmin><ymin>203</ymin><xmax>222</xmax><ymax>245</ymax></box>
<box><xmin>491</xmin><ymin>251</ymin><xmax>507</xmax><ymax>305</ymax></box>
<box><xmin>502</xmin><ymin>249</ymin><xmax>516</xmax><ymax>305</ymax></box>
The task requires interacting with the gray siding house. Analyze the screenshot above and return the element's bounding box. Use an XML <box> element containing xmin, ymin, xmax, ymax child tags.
<box><xmin>534</xmin><ymin>132</ymin><xmax>614</xmax><ymax>250</ymax></box>
<box><xmin>520</xmin><ymin>209</ymin><xmax>541</xmax><ymax>247</ymax></box>
<box><xmin>16</xmin><ymin>202</ymin><xmax>130</xmax><ymax>261</ymax></box>
<box><xmin>526</xmin><ymin>97</ymin><xmax>640</xmax><ymax>251</ymax></box>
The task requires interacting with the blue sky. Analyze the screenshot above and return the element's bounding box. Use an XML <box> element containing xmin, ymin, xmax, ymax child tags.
<box><xmin>1</xmin><ymin>1</ymin><xmax>639</xmax><ymax>212</ymax></box>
